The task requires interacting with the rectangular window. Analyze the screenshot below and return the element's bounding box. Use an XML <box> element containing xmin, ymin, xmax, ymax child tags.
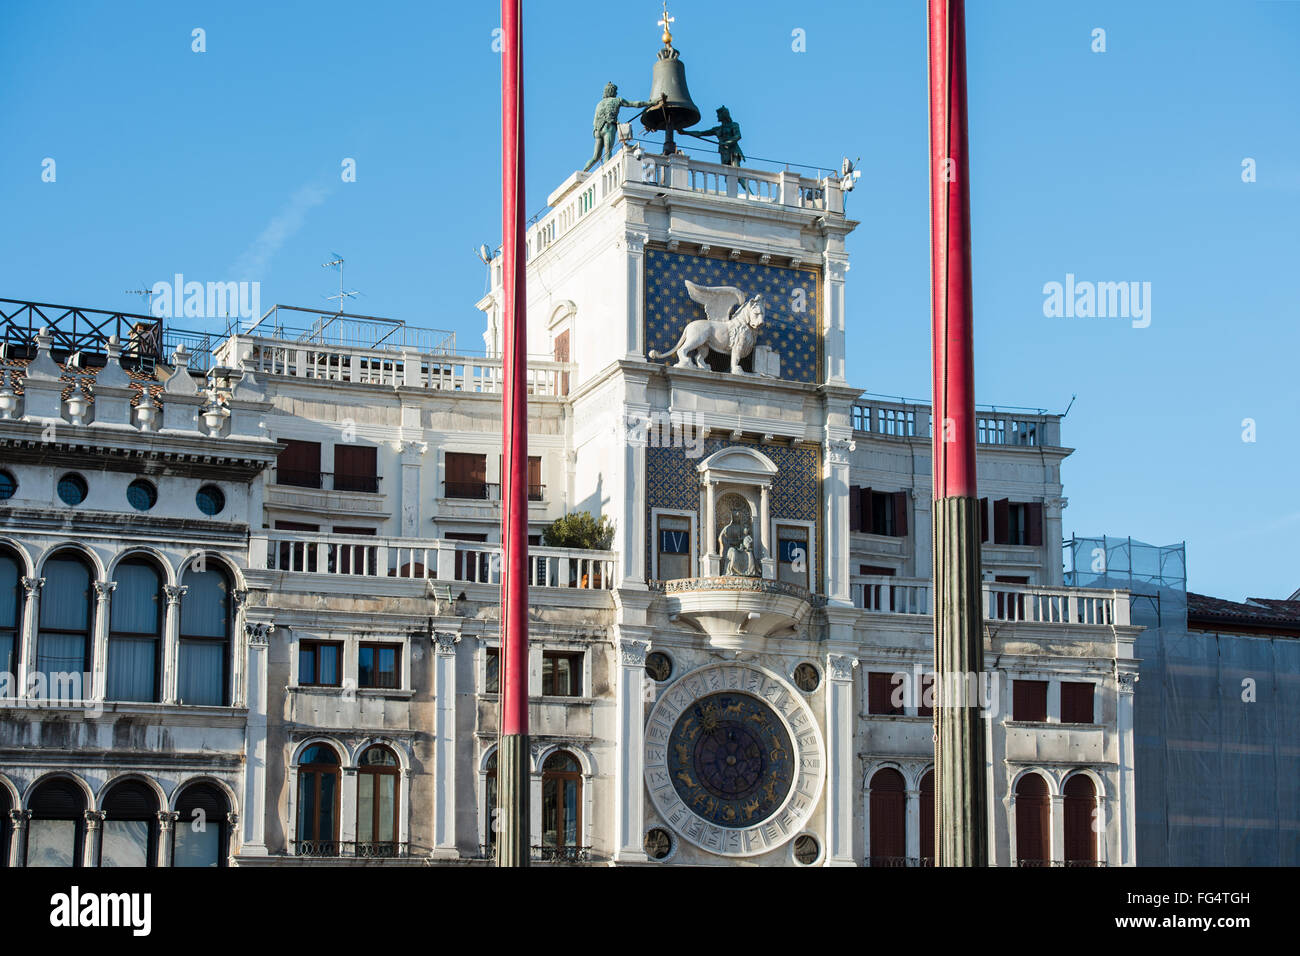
<box><xmin>992</xmin><ymin>500</ymin><xmax>1043</xmax><ymax>546</ymax></box>
<box><xmin>1061</xmin><ymin>681</ymin><xmax>1094</xmax><ymax>724</ymax></box>
<box><xmin>528</xmin><ymin>456</ymin><xmax>543</xmax><ymax>501</ymax></box>
<box><xmin>777</xmin><ymin>525</ymin><xmax>809</xmax><ymax>589</ymax></box>
<box><xmin>445</xmin><ymin>452</ymin><xmax>487</xmax><ymax>499</ymax></box>
<box><xmin>299</xmin><ymin>640</ymin><xmax>342</xmax><ymax>687</ymax></box>
<box><xmin>542</xmin><ymin>650</ymin><xmax>583</xmax><ymax>697</ymax></box>
<box><xmin>485</xmin><ymin>647</ymin><xmax>500</xmax><ymax>694</ymax></box>
<box><xmin>277</xmin><ymin>439</ymin><xmax>322</xmax><ymax>488</ymax></box>
<box><xmin>359</xmin><ymin>643</ymin><xmax>401</xmax><ymax>689</ymax></box>
<box><xmin>853</xmin><ymin>488</ymin><xmax>909</xmax><ymax>538</ymax></box>
<box><xmin>1013</xmin><ymin>680</ymin><xmax>1048</xmax><ymax>722</ymax></box>
<box><xmin>656</xmin><ymin>515</ymin><xmax>692</xmax><ymax>581</ymax></box>
<box><xmin>868</xmin><ymin>671</ymin><xmax>905</xmax><ymax>716</ymax></box>
<box><xmin>334</xmin><ymin>445</ymin><xmax>379</xmax><ymax>493</ymax></box>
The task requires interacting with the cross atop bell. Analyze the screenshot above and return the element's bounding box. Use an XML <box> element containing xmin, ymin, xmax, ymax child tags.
<box><xmin>641</xmin><ymin>3</ymin><xmax>701</xmax><ymax>155</ymax></box>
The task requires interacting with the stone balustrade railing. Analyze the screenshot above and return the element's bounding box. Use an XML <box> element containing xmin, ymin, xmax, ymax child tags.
<box><xmin>850</xmin><ymin>575</ymin><xmax>1129</xmax><ymax>627</ymax></box>
<box><xmin>252</xmin><ymin>531</ymin><xmax>616</xmax><ymax>590</ymax></box>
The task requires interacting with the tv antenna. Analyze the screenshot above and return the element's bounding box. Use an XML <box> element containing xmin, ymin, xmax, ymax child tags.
<box><xmin>125</xmin><ymin>285</ymin><xmax>159</xmax><ymax>316</ymax></box>
<box><xmin>322</xmin><ymin>254</ymin><xmax>361</xmax><ymax>312</ymax></box>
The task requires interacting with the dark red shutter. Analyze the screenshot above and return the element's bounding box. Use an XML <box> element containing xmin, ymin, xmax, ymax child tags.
<box><xmin>893</xmin><ymin>491</ymin><xmax>908</xmax><ymax>538</ymax></box>
<box><xmin>278</xmin><ymin>439</ymin><xmax>321</xmax><ymax>487</ymax></box>
<box><xmin>993</xmin><ymin>498</ymin><xmax>1010</xmax><ymax>545</ymax></box>
<box><xmin>554</xmin><ymin>329</ymin><xmax>570</xmax><ymax>395</ymax></box>
<box><xmin>869</xmin><ymin>769</ymin><xmax>906</xmax><ymax>864</ymax></box>
<box><xmin>1061</xmin><ymin>682</ymin><xmax>1093</xmax><ymax>723</ymax></box>
<box><xmin>1013</xmin><ymin>680</ymin><xmax>1048</xmax><ymax>722</ymax></box>
<box><xmin>1015</xmin><ymin>774</ymin><xmax>1051</xmax><ymax>864</ymax></box>
<box><xmin>980</xmin><ymin>498</ymin><xmax>989</xmax><ymax>542</ymax></box>
<box><xmin>849</xmin><ymin>485</ymin><xmax>860</xmax><ymax>533</ymax></box>
<box><xmin>918</xmin><ymin>673</ymin><xmax>934</xmax><ymax>717</ymax></box>
<box><xmin>861</xmin><ymin>487</ymin><xmax>874</xmax><ymax>534</ymax></box>
<box><xmin>919</xmin><ymin>771</ymin><xmax>935</xmax><ymax>862</ymax></box>
<box><xmin>1027</xmin><ymin>501</ymin><xmax>1044</xmax><ymax>546</ymax></box>
<box><xmin>335</xmin><ymin>445</ymin><xmax>377</xmax><ymax>492</ymax></box>
<box><xmin>1063</xmin><ymin>775</ymin><xmax>1097</xmax><ymax>863</ymax></box>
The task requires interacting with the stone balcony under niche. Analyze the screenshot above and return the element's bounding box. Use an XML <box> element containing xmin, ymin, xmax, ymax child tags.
<box><xmin>653</xmin><ymin>576</ymin><xmax>821</xmax><ymax>650</ymax></box>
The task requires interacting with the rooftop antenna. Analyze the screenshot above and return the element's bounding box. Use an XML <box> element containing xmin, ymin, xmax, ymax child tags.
<box><xmin>125</xmin><ymin>285</ymin><xmax>159</xmax><ymax>317</ymax></box>
<box><xmin>322</xmin><ymin>254</ymin><xmax>361</xmax><ymax>313</ymax></box>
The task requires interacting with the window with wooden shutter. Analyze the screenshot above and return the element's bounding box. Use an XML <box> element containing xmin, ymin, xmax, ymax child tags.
<box><xmin>859</xmin><ymin>487</ymin><xmax>873</xmax><ymax>534</ymax></box>
<box><xmin>1015</xmin><ymin>773</ymin><xmax>1051</xmax><ymax>865</ymax></box>
<box><xmin>1060</xmin><ymin>681</ymin><xmax>1094</xmax><ymax>724</ymax></box>
<box><xmin>528</xmin><ymin>456</ymin><xmax>543</xmax><ymax>501</ymax></box>
<box><xmin>993</xmin><ymin>498</ymin><xmax>1010</xmax><ymax>544</ymax></box>
<box><xmin>334</xmin><ymin>445</ymin><xmax>378</xmax><ymax>492</ymax></box>
<box><xmin>1063</xmin><ymin>775</ymin><xmax>1098</xmax><ymax>864</ymax></box>
<box><xmin>849</xmin><ymin>485</ymin><xmax>860</xmax><ymax>532</ymax></box>
<box><xmin>445</xmin><ymin>452</ymin><xmax>487</xmax><ymax>499</ymax></box>
<box><xmin>868</xmin><ymin>769</ymin><xmax>906</xmax><ymax>865</ymax></box>
<box><xmin>892</xmin><ymin>491</ymin><xmax>909</xmax><ymax>537</ymax></box>
<box><xmin>553</xmin><ymin>329</ymin><xmax>570</xmax><ymax>395</ymax></box>
<box><xmin>918</xmin><ymin>672</ymin><xmax>935</xmax><ymax>717</ymax></box>
<box><xmin>1013</xmin><ymin>679</ymin><xmax>1048</xmax><ymax>722</ymax></box>
<box><xmin>980</xmin><ymin>497</ymin><xmax>989</xmax><ymax>542</ymax></box>
<box><xmin>1027</xmin><ymin>501</ymin><xmax>1044</xmax><ymax>547</ymax></box>
<box><xmin>277</xmin><ymin>439</ymin><xmax>322</xmax><ymax>488</ymax></box>
<box><xmin>868</xmin><ymin>671</ymin><xmax>905</xmax><ymax>715</ymax></box>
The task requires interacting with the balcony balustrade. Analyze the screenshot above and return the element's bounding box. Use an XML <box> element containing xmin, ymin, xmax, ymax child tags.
<box><xmin>849</xmin><ymin>575</ymin><xmax>1129</xmax><ymax>626</ymax></box>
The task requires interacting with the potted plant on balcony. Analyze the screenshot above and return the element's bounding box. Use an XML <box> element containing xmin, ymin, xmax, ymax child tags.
<box><xmin>541</xmin><ymin>511</ymin><xmax>615</xmax><ymax>588</ymax></box>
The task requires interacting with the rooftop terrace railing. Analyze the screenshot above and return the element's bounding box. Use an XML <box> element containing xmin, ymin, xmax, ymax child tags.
<box><xmin>849</xmin><ymin>575</ymin><xmax>1130</xmax><ymax>626</ymax></box>
<box><xmin>850</xmin><ymin>395</ymin><xmax>1059</xmax><ymax>447</ymax></box>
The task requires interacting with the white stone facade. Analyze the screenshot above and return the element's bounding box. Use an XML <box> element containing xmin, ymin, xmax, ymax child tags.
<box><xmin>0</xmin><ymin>148</ymin><xmax>1139</xmax><ymax>867</ymax></box>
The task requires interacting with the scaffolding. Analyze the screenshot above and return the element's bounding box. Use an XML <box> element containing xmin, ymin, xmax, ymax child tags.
<box><xmin>1066</xmin><ymin>534</ymin><xmax>1299</xmax><ymax>866</ymax></box>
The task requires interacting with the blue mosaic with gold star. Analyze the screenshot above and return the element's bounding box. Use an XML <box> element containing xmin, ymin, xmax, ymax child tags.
<box><xmin>645</xmin><ymin>249</ymin><xmax>820</xmax><ymax>384</ymax></box>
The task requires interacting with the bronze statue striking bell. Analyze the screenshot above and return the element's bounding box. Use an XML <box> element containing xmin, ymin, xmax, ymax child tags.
<box><xmin>642</xmin><ymin>51</ymin><xmax>701</xmax><ymax>137</ymax></box>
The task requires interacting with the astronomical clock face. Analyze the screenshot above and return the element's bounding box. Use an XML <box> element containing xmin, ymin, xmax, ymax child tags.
<box><xmin>645</xmin><ymin>663</ymin><xmax>824</xmax><ymax>857</ymax></box>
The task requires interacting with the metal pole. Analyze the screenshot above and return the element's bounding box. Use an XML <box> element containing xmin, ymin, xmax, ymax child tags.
<box><xmin>497</xmin><ymin>0</ymin><xmax>530</xmax><ymax>868</ymax></box>
<box><xmin>927</xmin><ymin>0</ymin><xmax>988</xmax><ymax>867</ymax></box>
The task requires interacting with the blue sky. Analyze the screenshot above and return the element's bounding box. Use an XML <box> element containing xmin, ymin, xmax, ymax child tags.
<box><xmin>1</xmin><ymin>1</ymin><xmax>1296</xmax><ymax>600</ymax></box>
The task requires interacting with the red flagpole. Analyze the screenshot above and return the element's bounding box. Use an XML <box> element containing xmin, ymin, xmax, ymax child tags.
<box><xmin>497</xmin><ymin>0</ymin><xmax>530</xmax><ymax>868</ymax></box>
<box><xmin>927</xmin><ymin>0</ymin><xmax>988</xmax><ymax>866</ymax></box>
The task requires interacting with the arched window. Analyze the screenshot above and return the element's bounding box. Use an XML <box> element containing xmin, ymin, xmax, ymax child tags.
<box><xmin>107</xmin><ymin>559</ymin><xmax>162</xmax><ymax>702</ymax></box>
<box><xmin>919</xmin><ymin>770</ymin><xmax>935</xmax><ymax>865</ymax></box>
<box><xmin>1015</xmin><ymin>773</ymin><xmax>1051</xmax><ymax>866</ymax></box>
<box><xmin>868</xmin><ymin>768</ymin><xmax>906</xmax><ymax>866</ymax></box>
<box><xmin>357</xmin><ymin>746</ymin><xmax>400</xmax><ymax>857</ymax></box>
<box><xmin>0</xmin><ymin>549</ymin><xmax>22</xmax><ymax>696</ymax></box>
<box><xmin>100</xmin><ymin>779</ymin><xmax>159</xmax><ymax>867</ymax></box>
<box><xmin>36</xmin><ymin>553</ymin><xmax>93</xmax><ymax>700</ymax></box>
<box><xmin>1063</xmin><ymin>774</ymin><xmax>1098</xmax><ymax>866</ymax></box>
<box><xmin>26</xmin><ymin>776</ymin><xmax>86</xmax><ymax>867</ymax></box>
<box><xmin>541</xmin><ymin>750</ymin><xmax>582</xmax><ymax>857</ymax></box>
<box><xmin>178</xmin><ymin>563</ymin><xmax>231</xmax><ymax>706</ymax></box>
<box><xmin>484</xmin><ymin>752</ymin><xmax>498</xmax><ymax>853</ymax></box>
<box><xmin>296</xmin><ymin>744</ymin><xmax>340</xmax><ymax>856</ymax></box>
<box><xmin>174</xmin><ymin>782</ymin><xmax>230</xmax><ymax>867</ymax></box>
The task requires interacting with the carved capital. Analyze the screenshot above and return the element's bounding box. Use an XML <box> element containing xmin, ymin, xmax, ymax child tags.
<box><xmin>826</xmin><ymin>654</ymin><xmax>858</xmax><ymax>681</ymax></box>
<box><xmin>93</xmin><ymin>580</ymin><xmax>117</xmax><ymax>603</ymax></box>
<box><xmin>9</xmin><ymin>808</ymin><xmax>31</xmax><ymax>828</ymax></box>
<box><xmin>728</xmin><ymin>249</ymin><xmax>742</xmax><ymax>261</ymax></box>
<box><xmin>226</xmin><ymin>810</ymin><xmax>239</xmax><ymax>828</ymax></box>
<box><xmin>620</xmin><ymin>639</ymin><xmax>650</xmax><ymax>667</ymax></box>
<box><xmin>433</xmin><ymin>632</ymin><xmax>461</xmax><ymax>656</ymax></box>
<box><xmin>84</xmin><ymin>810</ymin><xmax>106</xmax><ymax>830</ymax></box>
<box><xmin>623</xmin><ymin>230</ymin><xmax>649</xmax><ymax>254</ymax></box>
<box><xmin>758</xmin><ymin>253</ymin><xmax>772</xmax><ymax>266</ymax></box>
<box><xmin>21</xmin><ymin>576</ymin><xmax>44</xmax><ymax>597</ymax></box>
<box><xmin>156</xmin><ymin>810</ymin><xmax>179</xmax><ymax>831</ymax></box>
<box><xmin>826</xmin><ymin>438</ymin><xmax>856</xmax><ymax>466</ymax></box>
<box><xmin>1117</xmin><ymin>671</ymin><xmax>1139</xmax><ymax>692</ymax></box>
<box><xmin>231</xmin><ymin>588</ymin><xmax>249</xmax><ymax>611</ymax></box>
<box><xmin>698</xmin><ymin>244</ymin><xmax>712</xmax><ymax>257</ymax></box>
<box><xmin>825</xmin><ymin>258</ymin><xmax>850</xmax><ymax>281</ymax></box>
<box><xmin>164</xmin><ymin>584</ymin><xmax>188</xmax><ymax>607</ymax></box>
<box><xmin>244</xmin><ymin>621</ymin><xmax>275</xmax><ymax>645</ymax></box>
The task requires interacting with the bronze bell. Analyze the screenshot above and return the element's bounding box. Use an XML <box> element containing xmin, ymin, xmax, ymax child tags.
<box><xmin>642</xmin><ymin>49</ymin><xmax>701</xmax><ymax>153</ymax></box>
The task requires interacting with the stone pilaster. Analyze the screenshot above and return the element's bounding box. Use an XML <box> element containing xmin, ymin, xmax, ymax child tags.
<box><xmin>91</xmin><ymin>580</ymin><xmax>115</xmax><ymax>700</ymax></box>
<box><xmin>824</xmin><ymin>439</ymin><xmax>855</xmax><ymax>602</ymax></box>
<box><xmin>431</xmin><ymin>632</ymin><xmax>460</xmax><ymax>858</ymax></box>
<box><xmin>397</xmin><ymin>440</ymin><xmax>428</xmax><ymax>537</ymax></box>
<box><xmin>614</xmin><ymin>634</ymin><xmax>651</xmax><ymax>862</ymax></box>
<box><xmin>823</xmin><ymin>647</ymin><xmax>858</xmax><ymax>865</ymax></box>
<box><xmin>1116</xmin><ymin>670</ymin><xmax>1139</xmax><ymax>866</ymax></box>
<box><xmin>240</xmin><ymin>620</ymin><xmax>273</xmax><ymax>856</ymax></box>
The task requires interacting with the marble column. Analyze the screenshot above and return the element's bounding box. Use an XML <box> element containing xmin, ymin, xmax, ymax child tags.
<box><xmin>91</xmin><ymin>581</ymin><xmax>115</xmax><ymax>701</ymax></box>
<box><xmin>8</xmin><ymin>809</ymin><xmax>30</xmax><ymax>867</ymax></box>
<box><xmin>1116</xmin><ymin>670</ymin><xmax>1138</xmax><ymax>866</ymax></box>
<box><xmin>614</xmin><ymin>635</ymin><xmax>651</xmax><ymax>862</ymax></box>
<box><xmin>1050</xmin><ymin>793</ymin><xmax>1066</xmax><ymax>866</ymax></box>
<box><xmin>17</xmin><ymin>577</ymin><xmax>43</xmax><ymax>699</ymax></box>
<box><xmin>156</xmin><ymin>810</ymin><xmax>178</xmax><ymax>867</ymax></box>
<box><xmin>161</xmin><ymin>584</ymin><xmax>187</xmax><ymax>704</ymax></box>
<box><xmin>83</xmin><ymin>810</ymin><xmax>105</xmax><ymax>867</ymax></box>
<box><xmin>431</xmin><ymin>632</ymin><xmax>460</xmax><ymax>858</ymax></box>
<box><xmin>905</xmin><ymin>787</ymin><xmax>921</xmax><ymax>862</ymax></box>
